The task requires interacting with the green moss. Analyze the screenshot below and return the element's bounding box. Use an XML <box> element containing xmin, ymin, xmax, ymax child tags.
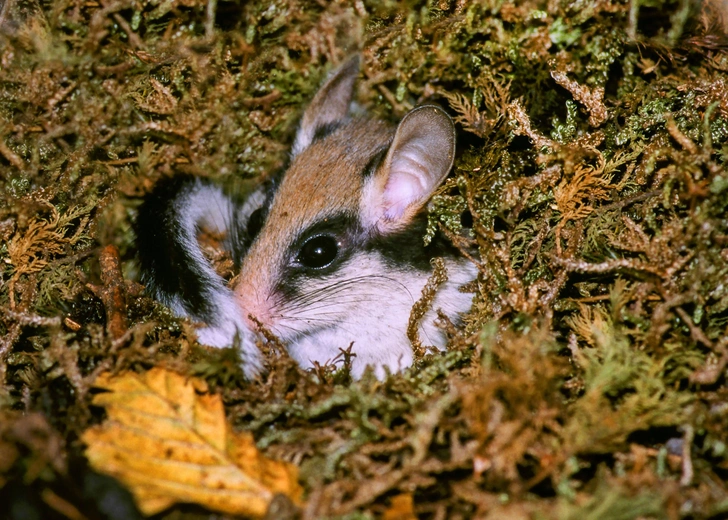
<box><xmin>0</xmin><ymin>0</ymin><xmax>726</xmax><ymax>517</ymax></box>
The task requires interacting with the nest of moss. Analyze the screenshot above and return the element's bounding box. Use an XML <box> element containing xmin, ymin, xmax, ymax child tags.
<box><xmin>1</xmin><ymin>0</ymin><xmax>727</xmax><ymax>518</ymax></box>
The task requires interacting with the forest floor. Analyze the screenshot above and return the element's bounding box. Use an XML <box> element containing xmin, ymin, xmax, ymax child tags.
<box><xmin>1</xmin><ymin>0</ymin><xmax>727</xmax><ymax>518</ymax></box>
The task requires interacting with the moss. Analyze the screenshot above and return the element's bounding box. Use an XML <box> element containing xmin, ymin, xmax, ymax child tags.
<box><xmin>1</xmin><ymin>0</ymin><xmax>727</xmax><ymax>517</ymax></box>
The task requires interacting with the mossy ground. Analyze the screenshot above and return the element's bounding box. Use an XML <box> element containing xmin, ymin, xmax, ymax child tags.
<box><xmin>1</xmin><ymin>0</ymin><xmax>727</xmax><ymax>518</ymax></box>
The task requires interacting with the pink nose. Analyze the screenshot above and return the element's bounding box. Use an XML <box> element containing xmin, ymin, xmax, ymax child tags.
<box><xmin>233</xmin><ymin>284</ymin><xmax>273</xmax><ymax>333</ymax></box>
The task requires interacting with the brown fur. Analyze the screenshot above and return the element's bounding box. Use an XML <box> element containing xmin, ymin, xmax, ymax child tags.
<box><xmin>234</xmin><ymin>118</ymin><xmax>393</xmax><ymax>323</ymax></box>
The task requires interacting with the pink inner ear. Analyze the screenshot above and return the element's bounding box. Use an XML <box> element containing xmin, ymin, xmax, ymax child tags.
<box><xmin>382</xmin><ymin>171</ymin><xmax>425</xmax><ymax>220</ymax></box>
<box><xmin>364</xmin><ymin>105</ymin><xmax>455</xmax><ymax>232</ymax></box>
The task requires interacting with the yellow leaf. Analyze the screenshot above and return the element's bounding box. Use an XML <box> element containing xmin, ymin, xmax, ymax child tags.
<box><xmin>82</xmin><ymin>367</ymin><xmax>303</xmax><ymax>517</ymax></box>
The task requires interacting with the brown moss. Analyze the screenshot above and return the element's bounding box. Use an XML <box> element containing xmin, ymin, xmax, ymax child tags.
<box><xmin>0</xmin><ymin>0</ymin><xmax>727</xmax><ymax>518</ymax></box>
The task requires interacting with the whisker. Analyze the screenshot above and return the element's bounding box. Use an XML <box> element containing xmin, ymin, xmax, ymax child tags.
<box><xmin>277</xmin><ymin>274</ymin><xmax>413</xmax><ymax>310</ymax></box>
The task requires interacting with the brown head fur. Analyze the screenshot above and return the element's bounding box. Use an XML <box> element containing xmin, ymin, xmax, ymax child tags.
<box><xmin>231</xmin><ymin>56</ymin><xmax>456</xmax><ymax>338</ymax></box>
<box><xmin>234</xmin><ymin>118</ymin><xmax>393</xmax><ymax>324</ymax></box>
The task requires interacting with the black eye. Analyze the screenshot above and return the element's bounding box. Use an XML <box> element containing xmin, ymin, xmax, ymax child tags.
<box><xmin>247</xmin><ymin>207</ymin><xmax>265</xmax><ymax>239</ymax></box>
<box><xmin>297</xmin><ymin>235</ymin><xmax>339</xmax><ymax>269</ymax></box>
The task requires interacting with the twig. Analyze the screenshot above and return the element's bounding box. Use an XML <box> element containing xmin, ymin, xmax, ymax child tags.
<box><xmin>0</xmin><ymin>322</ymin><xmax>21</xmax><ymax>386</ymax></box>
<box><xmin>241</xmin><ymin>90</ymin><xmax>282</xmax><ymax>109</ymax></box>
<box><xmin>2</xmin><ymin>310</ymin><xmax>62</xmax><ymax>327</ymax></box>
<box><xmin>594</xmin><ymin>190</ymin><xmax>661</xmax><ymax>214</ymax></box>
<box><xmin>409</xmin><ymin>391</ymin><xmax>458</xmax><ymax>465</ymax></box>
<box><xmin>87</xmin><ymin>245</ymin><xmax>128</xmax><ymax>340</ymax></box>
<box><xmin>689</xmin><ymin>336</ymin><xmax>728</xmax><ymax>385</ymax></box>
<box><xmin>551</xmin><ymin>256</ymin><xmax>664</xmax><ymax>277</ymax></box>
<box><xmin>0</xmin><ymin>273</ymin><xmax>45</xmax><ymax>385</ymax></box>
<box><xmin>0</xmin><ymin>138</ymin><xmax>24</xmax><ymax>171</ymax></box>
<box><xmin>205</xmin><ymin>0</ymin><xmax>217</xmax><ymax>40</ymax></box>
<box><xmin>666</xmin><ymin>115</ymin><xmax>699</xmax><ymax>154</ymax></box>
<box><xmin>674</xmin><ymin>307</ymin><xmax>713</xmax><ymax>348</ymax></box>
<box><xmin>680</xmin><ymin>424</ymin><xmax>694</xmax><ymax>486</ymax></box>
<box><xmin>376</xmin><ymin>84</ymin><xmax>412</xmax><ymax>114</ymax></box>
<box><xmin>550</xmin><ymin>70</ymin><xmax>607</xmax><ymax>127</ymax></box>
<box><xmin>508</xmin><ymin>99</ymin><xmax>557</xmax><ymax>150</ymax></box>
<box><xmin>112</xmin><ymin>12</ymin><xmax>143</xmax><ymax>49</ymax></box>
<box><xmin>100</xmin><ymin>157</ymin><xmax>138</xmax><ymax>166</ymax></box>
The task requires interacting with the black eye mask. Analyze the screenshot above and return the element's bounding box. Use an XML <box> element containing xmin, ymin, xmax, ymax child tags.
<box><xmin>287</xmin><ymin>212</ymin><xmax>359</xmax><ymax>273</ymax></box>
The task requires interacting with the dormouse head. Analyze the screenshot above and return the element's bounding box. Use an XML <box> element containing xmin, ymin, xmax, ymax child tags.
<box><xmin>233</xmin><ymin>57</ymin><xmax>458</xmax><ymax>369</ymax></box>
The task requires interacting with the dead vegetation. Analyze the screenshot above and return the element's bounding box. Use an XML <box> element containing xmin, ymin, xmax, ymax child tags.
<box><xmin>1</xmin><ymin>0</ymin><xmax>727</xmax><ymax>518</ymax></box>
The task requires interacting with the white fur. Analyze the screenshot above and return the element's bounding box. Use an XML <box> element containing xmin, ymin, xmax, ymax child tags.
<box><xmin>194</xmin><ymin>292</ymin><xmax>262</xmax><ymax>376</ymax></box>
<box><xmin>157</xmin><ymin>181</ymin><xmax>231</xmax><ymax>314</ymax></box>
<box><xmin>173</xmin><ymin>224</ymin><xmax>475</xmax><ymax>379</ymax></box>
<box><xmin>185</xmin><ymin>245</ymin><xmax>476</xmax><ymax>379</ymax></box>
<box><xmin>236</xmin><ymin>186</ymin><xmax>267</xmax><ymax>225</ymax></box>
<box><xmin>166</xmin><ymin>152</ymin><xmax>474</xmax><ymax>380</ymax></box>
<box><xmin>258</xmin><ymin>252</ymin><xmax>477</xmax><ymax>379</ymax></box>
<box><xmin>161</xmin><ymin>181</ymin><xmax>263</xmax><ymax>376</ymax></box>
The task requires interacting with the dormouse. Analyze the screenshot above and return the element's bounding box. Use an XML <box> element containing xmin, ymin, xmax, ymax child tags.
<box><xmin>135</xmin><ymin>56</ymin><xmax>477</xmax><ymax>379</ymax></box>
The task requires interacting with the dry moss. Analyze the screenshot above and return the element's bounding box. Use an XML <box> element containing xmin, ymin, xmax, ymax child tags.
<box><xmin>1</xmin><ymin>0</ymin><xmax>727</xmax><ymax>518</ymax></box>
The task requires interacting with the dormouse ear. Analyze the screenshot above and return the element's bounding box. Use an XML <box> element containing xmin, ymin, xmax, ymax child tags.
<box><xmin>361</xmin><ymin>105</ymin><xmax>456</xmax><ymax>234</ymax></box>
<box><xmin>291</xmin><ymin>55</ymin><xmax>360</xmax><ymax>156</ymax></box>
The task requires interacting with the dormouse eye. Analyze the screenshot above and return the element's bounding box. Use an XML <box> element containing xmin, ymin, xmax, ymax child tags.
<box><xmin>297</xmin><ymin>235</ymin><xmax>339</xmax><ymax>269</ymax></box>
<box><xmin>247</xmin><ymin>207</ymin><xmax>265</xmax><ymax>239</ymax></box>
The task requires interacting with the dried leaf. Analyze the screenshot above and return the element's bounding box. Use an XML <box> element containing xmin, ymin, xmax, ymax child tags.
<box><xmin>82</xmin><ymin>368</ymin><xmax>303</xmax><ymax>517</ymax></box>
